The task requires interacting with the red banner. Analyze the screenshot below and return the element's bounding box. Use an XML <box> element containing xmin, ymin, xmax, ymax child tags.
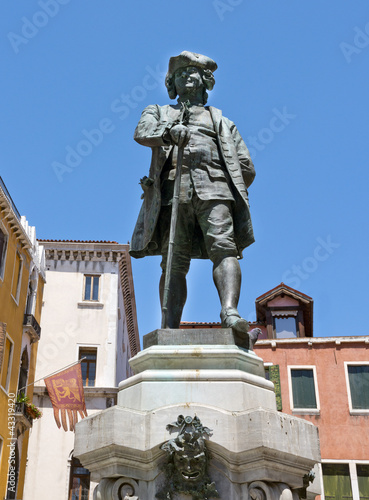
<box><xmin>45</xmin><ymin>363</ymin><xmax>87</xmax><ymax>432</ymax></box>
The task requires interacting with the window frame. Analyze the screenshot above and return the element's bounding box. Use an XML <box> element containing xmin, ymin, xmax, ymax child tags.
<box><xmin>320</xmin><ymin>460</ymin><xmax>369</xmax><ymax>500</ymax></box>
<box><xmin>11</xmin><ymin>250</ymin><xmax>23</xmax><ymax>305</ymax></box>
<box><xmin>288</xmin><ymin>365</ymin><xmax>320</xmax><ymax>414</ymax></box>
<box><xmin>78</xmin><ymin>346</ymin><xmax>97</xmax><ymax>387</ymax></box>
<box><xmin>17</xmin><ymin>346</ymin><xmax>29</xmax><ymax>395</ymax></box>
<box><xmin>344</xmin><ymin>362</ymin><xmax>369</xmax><ymax>415</ymax></box>
<box><xmin>1</xmin><ymin>334</ymin><xmax>14</xmax><ymax>394</ymax></box>
<box><xmin>321</xmin><ymin>461</ymin><xmax>353</xmax><ymax>500</ymax></box>
<box><xmin>270</xmin><ymin>310</ymin><xmax>300</xmax><ymax>339</ymax></box>
<box><xmin>0</xmin><ymin>223</ymin><xmax>9</xmax><ymax>282</ymax></box>
<box><xmin>68</xmin><ymin>456</ymin><xmax>90</xmax><ymax>500</ymax></box>
<box><xmin>82</xmin><ymin>274</ymin><xmax>101</xmax><ymax>302</ymax></box>
<box><xmin>273</xmin><ymin>315</ymin><xmax>298</xmax><ymax>339</ymax></box>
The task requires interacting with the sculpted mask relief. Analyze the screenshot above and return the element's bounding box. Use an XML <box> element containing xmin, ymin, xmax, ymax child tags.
<box><xmin>156</xmin><ymin>415</ymin><xmax>219</xmax><ymax>500</ymax></box>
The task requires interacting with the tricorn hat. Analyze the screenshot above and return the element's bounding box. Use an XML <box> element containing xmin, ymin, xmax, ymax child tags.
<box><xmin>167</xmin><ymin>51</ymin><xmax>218</xmax><ymax>77</ymax></box>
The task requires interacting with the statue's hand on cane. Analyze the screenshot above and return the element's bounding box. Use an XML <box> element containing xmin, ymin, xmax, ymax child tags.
<box><xmin>169</xmin><ymin>124</ymin><xmax>191</xmax><ymax>148</ymax></box>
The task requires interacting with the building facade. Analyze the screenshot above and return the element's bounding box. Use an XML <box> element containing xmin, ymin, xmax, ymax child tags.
<box><xmin>182</xmin><ymin>283</ymin><xmax>369</xmax><ymax>499</ymax></box>
<box><xmin>255</xmin><ymin>335</ymin><xmax>369</xmax><ymax>500</ymax></box>
<box><xmin>0</xmin><ymin>177</ymin><xmax>45</xmax><ymax>500</ymax></box>
<box><xmin>23</xmin><ymin>240</ymin><xmax>140</xmax><ymax>500</ymax></box>
<box><xmin>252</xmin><ymin>284</ymin><xmax>369</xmax><ymax>500</ymax></box>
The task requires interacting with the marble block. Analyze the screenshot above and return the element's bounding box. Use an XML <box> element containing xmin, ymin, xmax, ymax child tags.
<box><xmin>74</xmin><ymin>329</ymin><xmax>321</xmax><ymax>499</ymax></box>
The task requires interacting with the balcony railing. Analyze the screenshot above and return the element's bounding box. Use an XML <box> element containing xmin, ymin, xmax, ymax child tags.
<box><xmin>23</xmin><ymin>314</ymin><xmax>41</xmax><ymax>342</ymax></box>
<box><xmin>15</xmin><ymin>402</ymin><xmax>33</xmax><ymax>429</ymax></box>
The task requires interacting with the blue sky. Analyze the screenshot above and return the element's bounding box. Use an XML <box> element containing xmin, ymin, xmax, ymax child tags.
<box><xmin>1</xmin><ymin>1</ymin><xmax>369</xmax><ymax>341</ymax></box>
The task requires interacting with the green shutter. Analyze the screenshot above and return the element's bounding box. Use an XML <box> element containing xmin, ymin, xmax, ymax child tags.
<box><xmin>357</xmin><ymin>464</ymin><xmax>369</xmax><ymax>500</ymax></box>
<box><xmin>323</xmin><ymin>463</ymin><xmax>352</xmax><ymax>500</ymax></box>
<box><xmin>291</xmin><ymin>369</ymin><xmax>317</xmax><ymax>409</ymax></box>
<box><xmin>348</xmin><ymin>366</ymin><xmax>369</xmax><ymax>410</ymax></box>
<box><xmin>269</xmin><ymin>365</ymin><xmax>282</xmax><ymax>411</ymax></box>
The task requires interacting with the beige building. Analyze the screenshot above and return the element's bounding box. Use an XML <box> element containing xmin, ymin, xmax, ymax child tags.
<box><xmin>24</xmin><ymin>240</ymin><xmax>140</xmax><ymax>500</ymax></box>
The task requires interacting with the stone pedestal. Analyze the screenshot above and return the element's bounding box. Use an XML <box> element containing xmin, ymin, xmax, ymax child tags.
<box><xmin>75</xmin><ymin>329</ymin><xmax>321</xmax><ymax>499</ymax></box>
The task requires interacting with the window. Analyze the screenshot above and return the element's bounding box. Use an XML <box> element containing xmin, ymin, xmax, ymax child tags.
<box><xmin>1</xmin><ymin>336</ymin><xmax>14</xmax><ymax>392</ymax></box>
<box><xmin>17</xmin><ymin>348</ymin><xmax>29</xmax><ymax>395</ymax></box>
<box><xmin>0</xmin><ymin>226</ymin><xmax>8</xmax><ymax>280</ymax></box>
<box><xmin>69</xmin><ymin>456</ymin><xmax>90</xmax><ymax>500</ymax></box>
<box><xmin>83</xmin><ymin>275</ymin><xmax>100</xmax><ymax>301</ymax></box>
<box><xmin>357</xmin><ymin>464</ymin><xmax>369</xmax><ymax>500</ymax></box>
<box><xmin>11</xmin><ymin>251</ymin><xmax>23</xmax><ymax>302</ymax></box>
<box><xmin>322</xmin><ymin>463</ymin><xmax>353</xmax><ymax>500</ymax></box>
<box><xmin>289</xmin><ymin>366</ymin><xmax>319</xmax><ymax>412</ymax></box>
<box><xmin>274</xmin><ymin>316</ymin><xmax>297</xmax><ymax>339</ymax></box>
<box><xmin>346</xmin><ymin>364</ymin><xmax>369</xmax><ymax>411</ymax></box>
<box><xmin>79</xmin><ymin>348</ymin><xmax>97</xmax><ymax>387</ymax></box>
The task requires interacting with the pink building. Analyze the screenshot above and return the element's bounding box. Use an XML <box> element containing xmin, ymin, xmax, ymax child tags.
<box><xmin>182</xmin><ymin>283</ymin><xmax>369</xmax><ymax>499</ymax></box>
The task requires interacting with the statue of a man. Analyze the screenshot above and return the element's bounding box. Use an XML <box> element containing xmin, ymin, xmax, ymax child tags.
<box><xmin>130</xmin><ymin>51</ymin><xmax>255</xmax><ymax>335</ymax></box>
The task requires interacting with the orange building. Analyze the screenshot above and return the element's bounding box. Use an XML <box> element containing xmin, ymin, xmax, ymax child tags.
<box><xmin>182</xmin><ymin>283</ymin><xmax>369</xmax><ymax>499</ymax></box>
<box><xmin>252</xmin><ymin>283</ymin><xmax>369</xmax><ymax>500</ymax></box>
<box><xmin>0</xmin><ymin>177</ymin><xmax>45</xmax><ymax>499</ymax></box>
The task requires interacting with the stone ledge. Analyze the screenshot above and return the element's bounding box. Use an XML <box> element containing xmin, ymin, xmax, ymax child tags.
<box><xmin>75</xmin><ymin>404</ymin><xmax>320</xmax><ymax>488</ymax></box>
<box><xmin>118</xmin><ymin>368</ymin><xmax>276</xmax><ymax>412</ymax></box>
<box><xmin>143</xmin><ymin>327</ymin><xmax>255</xmax><ymax>350</ymax></box>
<box><xmin>129</xmin><ymin>344</ymin><xmax>265</xmax><ymax>375</ymax></box>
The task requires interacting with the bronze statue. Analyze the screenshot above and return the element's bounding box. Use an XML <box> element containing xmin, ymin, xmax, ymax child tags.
<box><xmin>130</xmin><ymin>51</ymin><xmax>255</xmax><ymax>337</ymax></box>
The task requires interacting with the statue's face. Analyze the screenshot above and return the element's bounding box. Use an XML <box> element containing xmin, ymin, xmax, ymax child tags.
<box><xmin>174</xmin><ymin>66</ymin><xmax>203</xmax><ymax>97</ymax></box>
<box><xmin>173</xmin><ymin>449</ymin><xmax>207</xmax><ymax>484</ymax></box>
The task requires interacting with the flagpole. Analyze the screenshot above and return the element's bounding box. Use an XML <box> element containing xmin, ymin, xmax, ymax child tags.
<box><xmin>17</xmin><ymin>357</ymin><xmax>86</xmax><ymax>395</ymax></box>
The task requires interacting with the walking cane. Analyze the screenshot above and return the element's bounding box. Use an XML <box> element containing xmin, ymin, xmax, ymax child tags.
<box><xmin>161</xmin><ymin>102</ymin><xmax>190</xmax><ymax>329</ymax></box>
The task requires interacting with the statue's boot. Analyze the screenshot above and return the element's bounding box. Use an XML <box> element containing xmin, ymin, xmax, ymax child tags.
<box><xmin>220</xmin><ymin>307</ymin><xmax>261</xmax><ymax>349</ymax></box>
<box><xmin>220</xmin><ymin>306</ymin><xmax>249</xmax><ymax>334</ymax></box>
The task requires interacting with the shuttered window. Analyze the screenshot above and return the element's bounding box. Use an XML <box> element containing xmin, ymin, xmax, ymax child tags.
<box><xmin>291</xmin><ymin>368</ymin><xmax>317</xmax><ymax>409</ymax></box>
<box><xmin>348</xmin><ymin>365</ymin><xmax>369</xmax><ymax>410</ymax></box>
<box><xmin>322</xmin><ymin>463</ymin><xmax>352</xmax><ymax>500</ymax></box>
<box><xmin>357</xmin><ymin>464</ymin><xmax>369</xmax><ymax>500</ymax></box>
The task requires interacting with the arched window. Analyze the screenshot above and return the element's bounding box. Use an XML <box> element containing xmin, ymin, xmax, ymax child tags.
<box><xmin>68</xmin><ymin>456</ymin><xmax>90</xmax><ymax>500</ymax></box>
<box><xmin>25</xmin><ymin>271</ymin><xmax>37</xmax><ymax>316</ymax></box>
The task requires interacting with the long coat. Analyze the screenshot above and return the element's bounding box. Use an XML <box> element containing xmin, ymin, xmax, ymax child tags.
<box><xmin>129</xmin><ymin>104</ymin><xmax>255</xmax><ymax>260</ymax></box>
